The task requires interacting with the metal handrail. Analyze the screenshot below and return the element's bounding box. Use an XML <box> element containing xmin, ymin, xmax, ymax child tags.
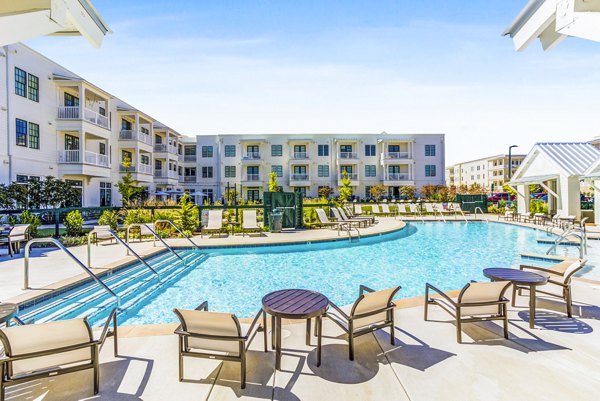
<box><xmin>546</xmin><ymin>227</ymin><xmax>587</xmax><ymax>258</ymax></box>
<box><xmin>125</xmin><ymin>224</ymin><xmax>183</xmax><ymax>263</ymax></box>
<box><xmin>154</xmin><ymin>220</ymin><xmax>198</xmax><ymax>249</ymax></box>
<box><xmin>24</xmin><ymin>238</ymin><xmax>120</xmax><ymax>306</ymax></box>
<box><xmin>473</xmin><ymin>207</ymin><xmax>488</xmax><ymax>222</ymax></box>
<box><xmin>86</xmin><ymin>229</ymin><xmax>160</xmax><ymax>277</ymax></box>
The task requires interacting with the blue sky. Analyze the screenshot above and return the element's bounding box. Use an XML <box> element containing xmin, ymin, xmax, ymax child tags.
<box><xmin>26</xmin><ymin>0</ymin><xmax>600</xmax><ymax>164</ymax></box>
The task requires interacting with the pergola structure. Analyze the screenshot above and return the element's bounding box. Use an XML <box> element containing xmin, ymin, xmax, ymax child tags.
<box><xmin>0</xmin><ymin>0</ymin><xmax>111</xmax><ymax>48</ymax></box>
<box><xmin>504</xmin><ymin>0</ymin><xmax>600</xmax><ymax>51</ymax></box>
<box><xmin>509</xmin><ymin>142</ymin><xmax>600</xmax><ymax>220</ymax></box>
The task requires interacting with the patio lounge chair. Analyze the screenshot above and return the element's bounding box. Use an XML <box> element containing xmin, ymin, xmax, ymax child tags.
<box><xmin>518</xmin><ymin>213</ymin><xmax>532</xmax><ymax>223</ymax></box>
<box><xmin>90</xmin><ymin>225</ymin><xmax>115</xmax><ymax>245</ymax></box>
<box><xmin>498</xmin><ymin>211</ymin><xmax>515</xmax><ymax>221</ymax></box>
<box><xmin>518</xmin><ymin>258</ymin><xmax>585</xmax><ymax>317</ymax></box>
<box><xmin>332</xmin><ymin>208</ymin><xmax>367</xmax><ymax>228</ymax></box>
<box><xmin>408</xmin><ymin>203</ymin><xmax>422</xmax><ymax>218</ymax></box>
<box><xmin>370</xmin><ymin>204</ymin><xmax>386</xmax><ymax>216</ymax></box>
<box><xmin>242</xmin><ymin>210</ymin><xmax>262</xmax><ymax>237</ymax></box>
<box><xmin>424</xmin><ymin>281</ymin><xmax>512</xmax><ymax>343</ymax></box>
<box><xmin>0</xmin><ymin>309</ymin><xmax>118</xmax><ymax>401</ymax></box>
<box><xmin>173</xmin><ymin>301</ymin><xmax>266</xmax><ymax>389</ymax></box>
<box><xmin>424</xmin><ymin>203</ymin><xmax>438</xmax><ymax>216</ymax></box>
<box><xmin>380</xmin><ymin>203</ymin><xmax>397</xmax><ymax>216</ymax></box>
<box><xmin>342</xmin><ymin>206</ymin><xmax>375</xmax><ymax>225</ymax></box>
<box><xmin>325</xmin><ymin>285</ymin><xmax>401</xmax><ymax>360</ymax></box>
<box><xmin>0</xmin><ymin>224</ymin><xmax>30</xmax><ymax>257</ymax></box>
<box><xmin>202</xmin><ymin>210</ymin><xmax>225</xmax><ymax>238</ymax></box>
<box><xmin>315</xmin><ymin>208</ymin><xmax>349</xmax><ymax>232</ymax></box>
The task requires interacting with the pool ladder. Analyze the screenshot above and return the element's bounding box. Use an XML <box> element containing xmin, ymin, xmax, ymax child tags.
<box><xmin>473</xmin><ymin>207</ymin><xmax>488</xmax><ymax>223</ymax></box>
<box><xmin>546</xmin><ymin>227</ymin><xmax>587</xmax><ymax>259</ymax></box>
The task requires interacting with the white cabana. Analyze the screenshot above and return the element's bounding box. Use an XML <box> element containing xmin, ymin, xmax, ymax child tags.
<box><xmin>581</xmin><ymin>158</ymin><xmax>600</xmax><ymax>223</ymax></box>
<box><xmin>509</xmin><ymin>142</ymin><xmax>600</xmax><ymax>220</ymax></box>
<box><xmin>0</xmin><ymin>0</ymin><xmax>111</xmax><ymax>47</ymax></box>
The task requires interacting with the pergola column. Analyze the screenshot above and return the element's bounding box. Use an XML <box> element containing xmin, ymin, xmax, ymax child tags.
<box><xmin>517</xmin><ymin>184</ymin><xmax>530</xmax><ymax>214</ymax></box>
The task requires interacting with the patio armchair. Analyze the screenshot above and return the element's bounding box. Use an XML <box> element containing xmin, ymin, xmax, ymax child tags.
<box><xmin>324</xmin><ymin>285</ymin><xmax>401</xmax><ymax>360</ymax></box>
<box><xmin>201</xmin><ymin>210</ymin><xmax>225</xmax><ymax>238</ymax></box>
<box><xmin>173</xmin><ymin>301</ymin><xmax>266</xmax><ymax>389</ymax></box>
<box><xmin>498</xmin><ymin>211</ymin><xmax>515</xmax><ymax>221</ymax></box>
<box><xmin>0</xmin><ymin>224</ymin><xmax>30</xmax><ymax>257</ymax></box>
<box><xmin>0</xmin><ymin>309</ymin><xmax>118</xmax><ymax>401</ymax></box>
<box><xmin>518</xmin><ymin>213</ymin><xmax>532</xmax><ymax>223</ymax></box>
<box><xmin>90</xmin><ymin>225</ymin><xmax>115</xmax><ymax>245</ymax></box>
<box><xmin>518</xmin><ymin>258</ymin><xmax>585</xmax><ymax>317</ymax></box>
<box><xmin>424</xmin><ymin>281</ymin><xmax>512</xmax><ymax>343</ymax></box>
<box><xmin>242</xmin><ymin>210</ymin><xmax>262</xmax><ymax>237</ymax></box>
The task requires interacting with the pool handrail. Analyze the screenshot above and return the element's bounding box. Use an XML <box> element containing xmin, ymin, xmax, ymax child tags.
<box><xmin>154</xmin><ymin>219</ymin><xmax>198</xmax><ymax>249</ymax></box>
<box><xmin>24</xmin><ymin>238</ymin><xmax>121</xmax><ymax>306</ymax></box>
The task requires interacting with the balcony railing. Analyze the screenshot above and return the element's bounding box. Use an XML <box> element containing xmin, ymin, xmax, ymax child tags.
<box><xmin>184</xmin><ymin>155</ymin><xmax>197</xmax><ymax>162</ymax></box>
<box><xmin>120</xmin><ymin>163</ymin><xmax>153</xmax><ymax>174</ymax></box>
<box><xmin>154</xmin><ymin>169</ymin><xmax>179</xmax><ymax>179</ymax></box>
<box><xmin>57</xmin><ymin>106</ymin><xmax>109</xmax><ymax>129</ymax></box>
<box><xmin>119</xmin><ymin>130</ymin><xmax>153</xmax><ymax>145</ymax></box>
<box><xmin>245</xmin><ymin>174</ymin><xmax>261</xmax><ymax>181</ymax></box>
<box><xmin>384</xmin><ymin>151</ymin><xmax>410</xmax><ymax>159</ymax></box>
<box><xmin>291</xmin><ymin>173</ymin><xmax>309</xmax><ymax>181</ymax></box>
<box><xmin>292</xmin><ymin>152</ymin><xmax>309</xmax><ymax>159</ymax></box>
<box><xmin>242</xmin><ymin>152</ymin><xmax>261</xmax><ymax>160</ymax></box>
<box><xmin>385</xmin><ymin>173</ymin><xmax>410</xmax><ymax>181</ymax></box>
<box><xmin>183</xmin><ymin>176</ymin><xmax>197</xmax><ymax>183</ymax></box>
<box><xmin>84</xmin><ymin>108</ymin><xmax>109</xmax><ymax>129</ymax></box>
<box><xmin>57</xmin><ymin>106</ymin><xmax>79</xmax><ymax>119</ymax></box>
<box><xmin>339</xmin><ymin>152</ymin><xmax>358</xmax><ymax>159</ymax></box>
<box><xmin>58</xmin><ymin>150</ymin><xmax>109</xmax><ymax>168</ymax></box>
<box><xmin>339</xmin><ymin>173</ymin><xmax>358</xmax><ymax>180</ymax></box>
<box><xmin>154</xmin><ymin>144</ymin><xmax>178</xmax><ymax>154</ymax></box>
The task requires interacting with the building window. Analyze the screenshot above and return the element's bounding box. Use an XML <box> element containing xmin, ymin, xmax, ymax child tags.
<box><xmin>271</xmin><ymin>165</ymin><xmax>283</xmax><ymax>177</ymax></box>
<box><xmin>140</xmin><ymin>126</ymin><xmax>149</xmax><ymax>135</ymax></box>
<box><xmin>16</xmin><ymin>175</ymin><xmax>29</xmax><ymax>183</ymax></box>
<box><xmin>64</xmin><ymin>93</ymin><xmax>79</xmax><ymax>107</ymax></box>
<box><xmin>425</xmin><ymin>144</ymin><xmax>436</xmax><ymax>156</ymax></box>
<box><xmin>184</xmin><ymin>146</ymin><xmax>196</xmax><ymax>156</ymax></box>
<box><xmin>64</xmin><ymin>134</ymin><xmax>79</xmax><ymax>150</ymax></box>
<box><xmin>425</xmin><ymin>165</ymin><xmax>437</xmax><ymax>177</ymax></box>
<box><xmin>185</xmin><ymin>167</ymin><xmax>196</xmax><ymax>176</ymax></box>
<box><xmin>27</xmin><ymin>74</ymin><xmax>39</xmax><ymax>102</ymax></box>
<box><xmin>202</xmin><ymin>166</ymin><xmax>213</xmax><ymax>178</ymax></box>
<box><xmin>100</xmin><ymin>182</ymin><xmax>112</xmax><ymax>207</ymax></box>
<box><xmin>271</xmin><ymin>144</ymin><xmax>283</xmax><ymax>157</ymax></box>
<box><xmin>99</xmin><ymin>143</ymin><xmax>106</xmax><ymax>155</ymax></box>
<box><xmin>65</xmin><ymin>179</ymin><xmax>83</xmax><ymax>207</ymax></box>
<box><xmin>247</xmin><ymin>189</ymin><xmax>260</xmax><ymax>201</ymax></box>
<box><xmin>15</xmin><ymin>68</ymin><xmax>27</xmax><ymax>97</ymax></box>
<box><xmin>141</xmin><ymin>154</ymin><xmax>150</xmax><ymax>165</ymax></box>
<box><xmin>365</xmin><ymin>165</ymin><xmax>376</xmax><ymax>177</ymax></box>
<box><xmin>318</xmin><ymin>144</ymin><xmax>329</xmax><ymax>156</ymax></box>
<box><xmin>16</xmin><ymin>119</ymin><xmax>27</xmax><ymax>147</ymax></box>
<box><xmin>365</xmin><ymin>186</ymin><xmax>373</xmax><ymax>198</ymax></box>
<box><xmin>224</xmin><ymin>145</ymin><xmax>236</xmax><ymax>157</ymax></box>
<box><xmin>365</xmin><ymin>144</ymin><xmax>376</xmax><ymax>156</ymax></box>
<box><xmin>99</xmin><ymin>106</ymin><xmax>106</xmax><ymax>116</ymax></box>
<box><xmin>202</xmin><ymin>188</ymin><xmax>214</xmax><ymax>203</ymax></box>
<box><xmin>224</xmin><ymin>165</ymin><xmax>236</xmax><ymax>178</ymax></box>
<box><xmin>28</xmin><ymin>122</ymin><xmax>39</xmax><ymax>149</ymax></box>
<box><xmin>201</xmin><ymin>146</ymin><xmax>213</xmax><ymax>158</ymax></box>
<box><xmin>318</xmin><ymin>165</ymin><xmax>329</xmax><ymax>177</ymax></box>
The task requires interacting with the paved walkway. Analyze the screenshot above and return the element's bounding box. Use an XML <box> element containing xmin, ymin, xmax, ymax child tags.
<box><xmin>4</xmin><ymin>279</ymin><xmax>600</xmax><ymax>401</ymax></box>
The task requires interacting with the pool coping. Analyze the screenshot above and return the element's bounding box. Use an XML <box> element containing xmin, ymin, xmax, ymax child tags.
<box><xmin>6</xmin><ymin>220</ymin><xmax>407</xmax><ymax>310</ymax></box>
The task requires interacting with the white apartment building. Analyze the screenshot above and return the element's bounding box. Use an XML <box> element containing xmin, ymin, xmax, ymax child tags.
<box><xmin>180</xmin><ymin>133</ymin><xmax>445</xmax><ymax>202</ymax></box>
<box><xmin>0</xmin><ymin>43</ymin><xmax>184</xmax><ymax>207</ymax></box>
<box><xmin>445</xmin><ymin>154</ymin><xmax>526</xmax><ymax>193</ymax></box>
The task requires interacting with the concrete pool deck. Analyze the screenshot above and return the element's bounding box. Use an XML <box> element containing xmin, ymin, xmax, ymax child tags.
<box><xmin>3</xmin><ymin>279</ymin><xmax>600</xmax><ymax>401</ymax></box>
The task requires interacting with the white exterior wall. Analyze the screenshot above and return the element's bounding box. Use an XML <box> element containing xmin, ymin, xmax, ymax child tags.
<box><xmin>445</xmin><ymin>155</ymin><xmax>525</xmax><ymax>192</ymax></box>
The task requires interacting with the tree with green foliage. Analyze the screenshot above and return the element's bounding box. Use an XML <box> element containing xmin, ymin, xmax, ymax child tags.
<box><xmin>117</xmin><ymin>156</ymin><xmax>144</xmax><ymax>206</ymax></box>
<box><xmin>269</xmin><ymin>171</ymin><xmax>279</xmax><ymax>192</ymax></box>
<box><xmin>175</xmin><ymin>194</ymin><xmax>199</xmax><ymax>236</ymax></box>
<box><xmin>224</xmin><ymin>188</ymin><xmax>238</xmax><ymax>205</ymax></box>
<box><xmin>400</xmin><ymin>185</ymin><xmax>416</xmax><ymax>200</ymax></box>
<box><xmin>370</xmin><ymin>184</ymin><xmax>387</xmax><ymax>200</ymax></box>
<box><xmin>338</xmin><ymin>170</ymin><xmax>353</xmax><ymax>203</ymax></box>
<box><xmin>98</xmin><ymin>210</ymin><xmax>119</xmax><ymax>231</ymax></box>
<box><xmin>17</xmin><ymin>210</ymin><xmax>41</xmax><ymax>237</ymax></box>
<box><xmin>318</xmin><ymin>186</ymin><xmax>334</xmax><ymax>199</ymax></box>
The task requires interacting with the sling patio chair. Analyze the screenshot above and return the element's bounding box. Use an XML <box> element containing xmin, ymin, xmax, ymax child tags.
<box><xmin>518</xmin><ymin>258</ymin><xmax>585</xmax><ymax>317</ymax></box>
<box><xmin>380</xmin><ymin>203</ymin><xmax>397</xmax><ymax>216</ymax></box>
<box><xmin>0</xmin><ymin>224</ymin><xmax>30</xmax><ymax>257</ymax></box>
<box><xmin>173</xmin><ymin>301</ymin><xmax>266</xmax><ymax>389</ymax></box>
<box><xmin>202</xmin><ymin>210</ymin><xmax>226</xmax><ymax>238</ymax></box>
<box><xmin>332</xmin><ymin>207</ymin><xmax>367</xmax><ymax>228</ymax></box>
<box><xmin>424</xmin><ymin>281</ymin><xmax>512</xmax><ymax>343</ymax></box>
<box><xmin>424</xmin><ymin>203</ymin><xmax>438</xmax><ymax>216</ymax></box>
<box><xmin>242</xmin><ymin>210</ymin><xmax>263</xmax><ymax>237</ymax></box>
<box><xmin>90</xmin><ymin>225</ymin><xmax>116</xmax><ymax>245</ymax></box>
<box><xmin>315</xmin><ymin>208</ymin><xmax>349</xmax><ymax>232</ymax></box>
<box><xmin>0</xmin><ymin>309</ymin><xmax>118</xmax><ymax>401</ymax></box>
<box><xmin>324</xmin><ymin>285</ymin><xmax>401</xmax><ymax>360</ymax></box>
<box><xmin>408</xmin><ymin>203</ymin><xmax>422</xmax><ymax>218</ymax></box>
<box><xmin>342</xmin><ymin>206</ymin><xmax>375</xmax><ymax>225</ymax></box>
<box><xmin>498</xmin><ymin>210</ymin><xmax>516</xmax><ymax>221</ymax></box>
<box><xmin>370</xmin><ymin>204</ymin><xmax>386</xmax><ymax>216</ymax></box>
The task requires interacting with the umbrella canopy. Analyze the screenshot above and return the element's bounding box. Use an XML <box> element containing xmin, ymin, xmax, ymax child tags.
<box><xmin>165</xmin><ymin>188</ymin><xmax>183</xmax><ymax>194</ymax></box>
<box><xmin>153</xmin><ymin>191</ymin><xmax>168</xmax><ymax>196</ymax></box>
<box><xmin>187</xmin><ymin>191</ymin><xmax>208</xmax><ymax>197</ymax></box>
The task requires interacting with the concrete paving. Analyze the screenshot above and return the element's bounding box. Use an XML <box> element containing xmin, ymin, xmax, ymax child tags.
<box><xmin>3</xmin><ymin>279</ymin><xmax>600</xmax><ymax>401</ymax></box>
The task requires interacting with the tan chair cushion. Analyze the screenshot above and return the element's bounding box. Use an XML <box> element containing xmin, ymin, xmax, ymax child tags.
<box><xmin>458</xmin><ymin>281</ymin><xmax>510</xmax><ymax>317</ymax></box>
<box><xmin>0</xmin><ymin>319</ymin><xmax>93</xmax><ymax>377</ymax></box>
<box><xmin>175</xmin><ymin>309</ymin><xmax>242</xmax><ymax>356</ymax></box>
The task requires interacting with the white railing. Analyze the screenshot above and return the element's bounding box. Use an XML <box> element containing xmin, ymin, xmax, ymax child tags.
<box><xmin>183</xmin><ymin>176</ymin><xmax>197</xmax><ymax>183</ymax></box>
<box><xmin>57</xmin><ymin>106</ymin><xmax>79</xmax><ymax>119</ymax></box>
<box><xmin>385</xmin><ymin>173</ymin><xmax>410</xmax><ymax>181</ymax></box>
<box><xmin>245</xmin><ymin>174</ymin><xmax>260</xmax><ymax>181</ymax></box>
<box><xmin>119</xmin><ymin>130</ymin><xmax>153</xmax><ymax>145</ymax></box>
<box><xmin>291</xmin><ymin>173</ymin><xmax>309</xmax><ymax>180</ymax></box>
<box><xmin>154</xmin><ymin>144</ymin><xmax>178</xmax><ymax>154</ymax></box>
<box><xmin>339</xmin><ymin>152</ymin><xmax>358</xmax><ymax>159</ymax></box>
<box><xmin>385</xmin><ymin>151</ymin><xmax>410</xmax><ymax>159</ymax></box>
<box><xmin>339</xmin><ymin>173</ymin><xmax>358</xmax><ymax>180</ymax></box>
<box><xmin>243</xmin><ymin>152</ymin><xmax>261</xmax><ymax>160</ymax></box>
<box><xmin>154</xmin><ymin>169</ymin><xmax>179</xmax><ymax>179</ymax></box>
<box><xmin>58</xmin><ymin>150</ymin><xmax>108</xmax><ymax>167</ymax></box>
<box><xmin>138</xmin><ymin>164</ymin><xmax>152</xmax><ymax>174</ymax></box>
<box><xmin>184</xmin><ymin>155</ymin><xmax>197</xmax><ymax>162</ymax></box>
<box><xmin>292</xmin><ymin>152</ymin><xmax>309</xmax><ymax>159</ymax></box>
<box><xmin>84</xmin><ymin>108</ymin><xmax>109</xmax><ymax>129</ymax></box>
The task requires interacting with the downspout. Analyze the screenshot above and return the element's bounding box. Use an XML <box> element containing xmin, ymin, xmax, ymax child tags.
<box><xmin>4</xmin><ymin>45</ymin><xmax>12</xmax><ymax>182</ymax></box>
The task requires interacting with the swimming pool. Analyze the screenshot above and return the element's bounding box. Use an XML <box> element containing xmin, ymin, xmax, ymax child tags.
<box><xmin>20</xmin><ymin>222</ymin><xmax>594</xmax><ymax>326</ymax></box>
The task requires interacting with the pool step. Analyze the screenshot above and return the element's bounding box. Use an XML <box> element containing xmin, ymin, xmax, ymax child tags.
<box><xmin>536</xmin><ymin>238</ymin><xmax>581</xmax><ymax>246</ymax></box>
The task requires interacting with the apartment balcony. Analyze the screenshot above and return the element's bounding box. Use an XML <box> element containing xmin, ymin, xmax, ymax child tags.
<box><xmin>338</xmin><ymin>152</ymin><xmax>358</xmax><ymax>160</ymax></box>
<box><xmin>291</xmin><ymin>151</ymin><xmax>309</xmax><ymax>159</ymax></box>
<box><xmin>183</xmin><ymin>155</ymin><xmax>197</xmax><ymax>163</ymax></box>
<box><xmin>337</xmin><ymin>173</ymin><xmax>359</xmax><ymax>186</ymax></box>
<box><xmin>183</xmin><ymin>176</ymin><xmax>197</xmax><ymax>183</ymax></box>
<box><xmin>119</xmin><ymin>163</ymin><xmax>153</xmax><ymax>182</ymax></box>
<box><xmin>154</xmin><ymin>169</ymin><xmax>179</xmax><ymax>184</ymax></box>
<box><xmin>241</xmin><ymin>152</ymin><xmax>261</xmax><ymax>163</ymax></box>
<box><xmin>241</xmin><ymin>173</ymin><xmax>263</xmax><ymax>185</ymax></box>
<box><xmin>289</xmin><ymin>173</ymin><xmax>310</xmax><ymax>186</ymax></box>
<box><xmin>119</xmin><ymin>130</ymin><xmax>153</xmax><ymax>148</ymax></box>
<box><xmin>380</xmin><ymin>152</ymin><xmax>412</xmax><ymax>164</ymax></box>
<box><xmin>57</xmin><ymin>150</ymin><xmax>110</xmax><ymax>177</ymax></box>
<box><xmin>383</xmin><ymin>173</ymin><xmax>414</xmax><ymax>186</ymax></box>
<box><xmin>154</xmin><ymin>144</ymin><xmax>178</xmax><ymax>155</ymax></box>
<box><xmin>57</xmin><ymin>106</ymin><xmax>110</xmax><ymax>129</ymax></box>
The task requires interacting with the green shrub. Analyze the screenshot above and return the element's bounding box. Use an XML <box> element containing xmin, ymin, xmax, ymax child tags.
<box><xmin>60</xmin><ymin>235</ymin><xmax>88</xmax><ymax>247</ymax></box>
<box><xmin>64</xmin><ymin>210</ymin><xmax>84</xmax><ymax>236</ymax></box>
<box><xmin>175</xmin><ymin>194</ymin><xmax>198</xmax><ymax>236</ymax></box>
<box><xmin>530</xmin><ymin>200</ymin><xmax>548</xmax><ymax>214</ymax></box>
<box><xmin>98</xmin><ymin>210</ymin><xmax>119</xmax><ymax>231</ymax></box>
<box><xmin>123</xmin><ymin>208</ymin><xmax>152</xmax><ymax>226</ymax></box>
<box><xmin>17</xmin><ymin>210</ymin><xmax>41</xmax><ymax>237</ymax></box>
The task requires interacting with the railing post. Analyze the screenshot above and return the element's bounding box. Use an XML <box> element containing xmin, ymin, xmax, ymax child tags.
<box><xmin>54</xmin><ymin>209</ymin><xmax>60</xmax><ymax>238</ymax></box>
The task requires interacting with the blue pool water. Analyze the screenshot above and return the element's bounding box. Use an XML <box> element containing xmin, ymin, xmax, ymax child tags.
<box><xmin>109</xmin><ymin>222</ymin><xmax>563</xmax><ymax>325</ymax></box>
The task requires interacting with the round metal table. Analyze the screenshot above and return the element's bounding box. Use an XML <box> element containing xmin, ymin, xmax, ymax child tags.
<box><xmin>483</xmin><ymin>268</ymin><xmax>549</xmax><ymax>329</ymax></box>
<box><xmin>262</xmin><ymin>289</ymin><xmax>329</xmax><ymax>369</ymax></box>
<box><xmin>0</xmin><ymin>303</ymin><xmax>18</xmax><ymax>325</ymax></box>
